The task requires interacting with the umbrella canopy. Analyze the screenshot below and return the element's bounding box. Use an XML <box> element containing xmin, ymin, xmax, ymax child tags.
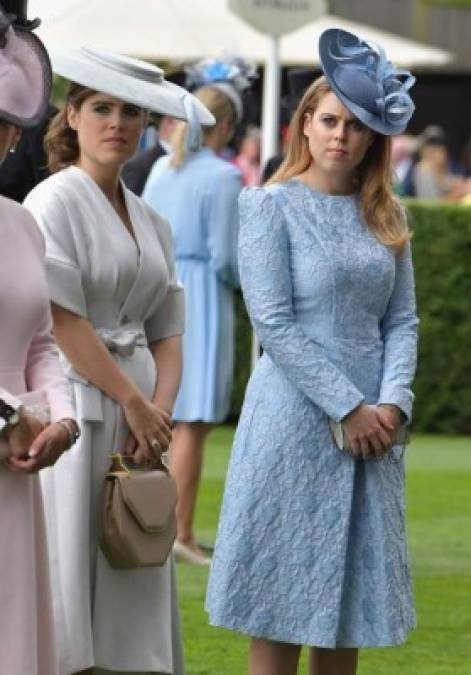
<box><xmin>31</xmin><ymin>0</ymin><xmax>453</xmax><ymax>69</ymax></box>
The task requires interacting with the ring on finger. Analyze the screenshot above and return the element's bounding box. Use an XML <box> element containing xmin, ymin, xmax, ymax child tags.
<box><xmin>150</xmin><ymin>438</ymin><xmax>161</xmax><ymax>451</ymax></box>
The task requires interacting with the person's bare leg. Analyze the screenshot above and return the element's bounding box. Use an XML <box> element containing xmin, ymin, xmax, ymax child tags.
<box><xmin>170</xmin><ymin>421</ymin><xmax>212</xmax><ymax>552</ymax></box>
<box><xmin>309</xmin><ymin>647</ymin><xmax>358</xmax><ymax>675</ymax></box>
<box><xmin>249</xmin><ymin>637</ymin><xmax>301</xmax><ymax>675</ymax></box>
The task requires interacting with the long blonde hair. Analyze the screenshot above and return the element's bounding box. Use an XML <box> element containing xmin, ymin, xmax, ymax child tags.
<box><xmin>170</xmin><ymin>85</ymin><xmax>236</xmax><ymax>169</ymax></box>
<box><xmin>268</xmin><ymin>76</ymin><xmax>410</xmax><ymax>249</ymax></box>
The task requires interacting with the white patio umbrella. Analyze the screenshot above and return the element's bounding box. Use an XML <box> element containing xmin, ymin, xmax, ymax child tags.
<box><xmin>32</xmin><ymin>0</ymin><xmax>453</xmax><ymax>68</ymax></box>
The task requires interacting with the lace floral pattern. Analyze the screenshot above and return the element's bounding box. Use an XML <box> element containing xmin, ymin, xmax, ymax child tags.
<box><xmin>205</xmin><ymin>181</ymin><xmax>418</xmax><ymax>647</ymax></box>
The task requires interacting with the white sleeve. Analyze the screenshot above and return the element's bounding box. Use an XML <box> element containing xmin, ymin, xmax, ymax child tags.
<box><xmin>24</xmin><ymin>188</ymin><xmax>87</xmax><ymax>317</ymax></box>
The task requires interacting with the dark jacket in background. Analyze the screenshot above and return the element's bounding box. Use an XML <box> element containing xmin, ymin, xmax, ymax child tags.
<box><xmin>261</xmin><ymin>154</ymin><xmax>284</xmax><ymax>184</ymax></box>
<box><xmin>121</xmin><ymin>141</ymin><xmax>167</xmax><ymax>196</ymax></box>
<box><xmin>0</xmin><ymin>104</ymin><xmax>56</xmax><ymax>203</ymax></box>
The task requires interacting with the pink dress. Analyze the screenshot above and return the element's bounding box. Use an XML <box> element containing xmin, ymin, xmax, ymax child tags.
<box><xmin>0</xmin><ymin>196</ymin><xmax>74</xmax><ymax>675</ymax></box>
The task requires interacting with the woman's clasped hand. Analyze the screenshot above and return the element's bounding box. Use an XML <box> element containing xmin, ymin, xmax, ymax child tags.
<box><xmin>5</xmin><ymin>412</ymin><xmax>75</xmax><ymax>472</ymax></box>
<box><xmin>122</xmin><ymin>393</ymin><xmax>173</xmax><ymax>465</ymax></box>
<box><xmin>342</xmin><ymin>403</ymin><xmax>401</xmax><ymax>459</ymax></box>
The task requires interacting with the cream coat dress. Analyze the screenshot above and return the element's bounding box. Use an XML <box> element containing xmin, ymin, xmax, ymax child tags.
<box><xmin>24</xmin><ymin>166</ymin><xmax>185</xmax><ymax>675</ymax></box>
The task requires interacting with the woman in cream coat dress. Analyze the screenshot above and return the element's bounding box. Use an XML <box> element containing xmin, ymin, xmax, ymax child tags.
<box><xmin>0</xmin><ymin>10</ymin><xmax>77</xmax><ymax>675</ymax></box>
<box><xmin>24</xmin><ymin>47</ymin><xmax>214</xmax><ymax>675</ymax></box>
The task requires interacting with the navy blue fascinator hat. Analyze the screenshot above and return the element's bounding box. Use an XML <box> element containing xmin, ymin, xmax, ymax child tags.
<box><xmin>319</xmin><ymin>28</ymin><xmax>415</xmax><ymax>136</ymax></box>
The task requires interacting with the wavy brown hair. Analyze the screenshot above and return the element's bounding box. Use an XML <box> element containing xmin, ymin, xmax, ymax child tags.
<box><xmin>268</xmin><ymin>76</ymin><xmax>409</xmax><ymax>249</ymax></box>
<box><xmin>44</xmin><ymin>83</ymin><xmax>97</xmax><ymax>173</ymax></box>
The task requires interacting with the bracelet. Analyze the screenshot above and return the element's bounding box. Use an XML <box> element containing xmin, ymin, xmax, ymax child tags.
<box><xmin>56</xmin><ymin>418</ymin><xmax>81</xmax><ymax>449</ymax></box>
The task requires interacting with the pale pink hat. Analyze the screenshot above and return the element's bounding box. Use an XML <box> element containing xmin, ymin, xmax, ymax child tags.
<box><xmin>0</xmin><ymin>10</ymin><xmax>51</xmax><ymax>127</ymax></box>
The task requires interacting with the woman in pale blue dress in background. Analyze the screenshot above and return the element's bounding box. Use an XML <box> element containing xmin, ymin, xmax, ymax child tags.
<box><xmin>143</xmin><ymin>82</ymin><xmax>242</xmax><ymax>564</ymax></box>
<box><xmin>206</xmin><ymin>29</ymin><xmax>419</xmax><ymax>675</ymax></box>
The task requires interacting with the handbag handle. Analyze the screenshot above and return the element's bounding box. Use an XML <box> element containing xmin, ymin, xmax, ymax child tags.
<box><xmin>109</xmin><ymin>452</ymin><xmax>170</xmax><ymax>475</ymax></box>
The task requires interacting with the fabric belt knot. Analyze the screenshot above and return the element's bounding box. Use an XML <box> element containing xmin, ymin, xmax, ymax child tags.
<box><xmin>98</xmin><ymin>325</ymin><xmax>148</xmax><ymax>357</ymax></box>
<box><xmin>65</xmin><ymin>323</ymin><xmax>148</xmax><ymax>423</ymax></box>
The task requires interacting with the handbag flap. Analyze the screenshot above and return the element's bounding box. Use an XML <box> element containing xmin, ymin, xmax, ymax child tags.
<box><xmin>111</xmin><ymin>469</ymin><xmax>177</xmax><ymax>532</ymax></box>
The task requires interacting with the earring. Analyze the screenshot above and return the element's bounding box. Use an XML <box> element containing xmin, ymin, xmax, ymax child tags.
<box><xmin>9</xmin><ymin>144</ymin><xmax>17</xmax><ymax>154</ymax></box>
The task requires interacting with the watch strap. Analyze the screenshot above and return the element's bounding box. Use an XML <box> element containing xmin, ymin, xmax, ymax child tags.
<box><xmin>0</xmin><ymin>397</ymin><xmax>22</xmax><ymax>431</ymax></box>
<box><xmin>56</xmin><ymin>419</ymin><xmax>81</xmax><ymax>448</ymax></box>
<box><xmin>0</xmin><ymin>391</ymin><xmax>22</xmax><ymax>410</ymax></box>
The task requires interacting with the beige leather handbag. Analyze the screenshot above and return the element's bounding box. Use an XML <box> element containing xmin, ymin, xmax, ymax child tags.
<box><xmin>100</xmin><ymin>454</ymin><xmax>177</xmax><ymax>569</ymax></box>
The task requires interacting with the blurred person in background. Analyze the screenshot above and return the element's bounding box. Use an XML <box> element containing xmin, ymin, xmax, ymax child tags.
<box><xmin>459</xmin><ymin>135</ymin><xmax>471</xmax><ymax>177</ymax></box>
<box><xmin>457</xmin><ymin>136</ymin><xmax>471</xmax><ymax>203</ymax></box>
<box><xmin>0</xmin><ymin>1</ymin><xmax>56</xmax><ymax>202</ymax></box>
<box><xmin>122</xmin><ymin>113</ymin><xmax>178</xmax><ymax>196</ymax></box>
<box><xmin>457</xmin><ymin>135</ymin><xmax>471</xmax><ymax>202</ymax></box>
<box><xmin>233</xmin><ymin>125</ymin><xmax>261</xmax><ymax>186</ymax></box>
<box><xmin>390</xmin><ymin>134</ymin><xmax>414</xmax><ymax>196</ymax></box>
<box><xmin>142</xmin><ymin>58</ymin><xmax>256</xmax><ymax>565</ymax></box>
<box><xmin>412</xmin><ymin>125</ymin><xmax>469</xmax><ymax>200</ymax></box>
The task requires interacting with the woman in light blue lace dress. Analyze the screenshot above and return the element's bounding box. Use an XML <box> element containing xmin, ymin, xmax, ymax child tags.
<box><xmin>206</xmin><ymin>29</ymin><xmax>419</xmax><ymax>675</ymax></box>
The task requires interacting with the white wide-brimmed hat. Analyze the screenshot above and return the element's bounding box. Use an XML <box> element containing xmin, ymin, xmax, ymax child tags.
<box><xmin>0</xmin><ymin>11</ymin><xmax>52</xmax><ymax>127</ymax></box>
<box><xmin>51</xmin><ymin>47</ymin><xmax>215</xmax><ymax>135</ymax></box>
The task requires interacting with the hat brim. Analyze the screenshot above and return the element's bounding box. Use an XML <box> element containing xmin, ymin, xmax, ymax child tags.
<box><xmin>318</xmin><ymin>28</ymin><xmax>408</xmax><ymax>136</ymax></box>
<box><xmin>51</xmin><ymin>48</ymin><xmax>215</xmax><ymax>127</ymax></box>
<box><xmin>0</xmin><ymin>26</ymin><xmax>52</xmax><ymax>128</ymax></box>
<box><xmin>14</xmin><ymin>17</ymin><xmax>41</xmax><ymax>30</ymax></box>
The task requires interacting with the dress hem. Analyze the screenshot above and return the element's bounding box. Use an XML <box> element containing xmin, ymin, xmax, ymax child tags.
<box><xmin>206</xmin><ymin>614</ymin><xmax>416</xmax><ymax>649</ymax></box>
<box><xmin>172</xmin><ymin>413</ymin><xmax>228</xmax><ymax>425</ymax></box>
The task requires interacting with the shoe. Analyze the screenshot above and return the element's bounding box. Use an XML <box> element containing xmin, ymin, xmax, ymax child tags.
<box><xmin>173</xmin><ymin>539</ymin><xmax>211</xmax><ymax>566</ymax></box>
<box><xmin>196</xmin><ymin>540</ymin><xmax>214</xmax><ymax>554</ymax></box>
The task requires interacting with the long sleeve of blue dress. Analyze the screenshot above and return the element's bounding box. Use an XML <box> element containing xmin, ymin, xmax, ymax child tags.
<box><xmin>239</xmin><ymin>187</ymin><xmax>364</xmax><ymax>422</ymax></box>
<box><xmin>378</xmin><ymin>243</ymin><xmax>418</xmax><ymax>421</ymax></box>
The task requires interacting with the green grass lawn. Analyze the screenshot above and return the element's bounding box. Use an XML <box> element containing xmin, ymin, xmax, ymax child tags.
<box><xmin>177</xmin><ymin>430</ymin><xmax>471</xmax><ymax>674</ymax></box>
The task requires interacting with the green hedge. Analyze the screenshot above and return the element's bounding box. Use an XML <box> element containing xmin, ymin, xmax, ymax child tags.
<box><xmin>406</xmin><ymin>201</ymin><xmax>471</xmax><ymax>433</ymax></box>
<box><xmin>229</xmin><ymin>292</ymin><xmax>252</xmax><ymax>420</ymax></box>
<box><xmin>422</xmin><ymin>0</ymin><xmax>471</xmax><ymax>8</ymax></box>
<box><xmin>229</xmin><ymin>201</ymin><xmax>471</xmax><ymax>434</ymax></box>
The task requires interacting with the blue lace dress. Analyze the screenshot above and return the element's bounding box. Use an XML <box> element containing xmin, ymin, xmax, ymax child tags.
<box><xmin>206</xmin><ymin>180</ymin><xmax>418</xmax><ymax>648</ymax></box>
